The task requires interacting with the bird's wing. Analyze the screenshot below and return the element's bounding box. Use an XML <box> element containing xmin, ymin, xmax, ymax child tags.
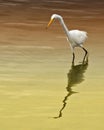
<box><xmin>69</xmin><ymin>30</ymin><xmax>88</xmax><ymax>44</ymax></box>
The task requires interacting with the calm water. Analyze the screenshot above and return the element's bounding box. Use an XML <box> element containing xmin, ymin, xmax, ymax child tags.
<box><xmin>0</xmin><ymin>0</ymin><xmax>104</xmax><ymax>130</ymax></box>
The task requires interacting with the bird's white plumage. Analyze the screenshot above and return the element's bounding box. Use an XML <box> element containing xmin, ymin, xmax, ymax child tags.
<box><xmin>68</xmin><ymin>30</ymin><xmax>88</xmax><ymax>47</ymax></box>
<box><xmin>47</xmin><ymin>14</ymin><xmax>88</xmax><ymax>63</ymax></box>
<box><xmin>47</xmin><ymin>14</ymin><xmax>88</xmax><ymax>49</ymax></box>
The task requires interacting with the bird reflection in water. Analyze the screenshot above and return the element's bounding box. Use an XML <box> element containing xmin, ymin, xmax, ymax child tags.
<box><xmin>54</xmin><ymin>60</ymin><xmax>88</xmax><ymax>119</ymax></box>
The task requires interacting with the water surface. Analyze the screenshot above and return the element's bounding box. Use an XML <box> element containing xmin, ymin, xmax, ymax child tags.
<box><xmin>0</xmin><ymin>0</ymin><xmax>104</xmax><ymax>130</ymax></box>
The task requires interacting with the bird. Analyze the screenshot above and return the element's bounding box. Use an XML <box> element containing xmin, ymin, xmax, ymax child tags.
<box><xmin>46</xmin><ymin>14</ymin><xmax>88</xmax><ymax>65</ymax></box>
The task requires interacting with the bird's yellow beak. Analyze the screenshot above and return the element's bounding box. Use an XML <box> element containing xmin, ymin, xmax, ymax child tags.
<box><xmin>47</xmin><ymin>18</ymin><xmax>54</xmax><ymax>28</ymax></box>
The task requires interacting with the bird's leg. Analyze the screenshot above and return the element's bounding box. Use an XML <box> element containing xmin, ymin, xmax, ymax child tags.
<box><xmin>82</xmin><ymin>47</ymin><xmax>88</xmax><ymax>63</ymax></box>
<box><xmin>72</xmin><ymin>52</ymin><xmax>75</xmax><ymax>66</ymax></box>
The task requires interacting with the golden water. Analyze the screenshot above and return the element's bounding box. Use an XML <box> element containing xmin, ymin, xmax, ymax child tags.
<box><xmin>0</xmin><ymin>0</ymin><xmax>104</xmax><ymax>129</ymax></box>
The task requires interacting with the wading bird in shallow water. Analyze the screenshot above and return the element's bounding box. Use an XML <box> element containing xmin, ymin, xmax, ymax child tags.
<box><xmin>47</xmin><ymin>14</ymin><xmax>88</xmax><ymax>64</ymax></box>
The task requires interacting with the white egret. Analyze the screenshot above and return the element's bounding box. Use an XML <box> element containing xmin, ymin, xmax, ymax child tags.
<box><xmin>47</xmin><ymin>14</ymin><xmax>88</xmax><ymax>64</ymax></box>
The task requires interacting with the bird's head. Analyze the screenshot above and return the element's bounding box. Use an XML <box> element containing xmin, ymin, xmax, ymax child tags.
<box><xmin>46</xmin><ymin>14</ymin><xmax>62</xmax><ymax>28</ymax></box>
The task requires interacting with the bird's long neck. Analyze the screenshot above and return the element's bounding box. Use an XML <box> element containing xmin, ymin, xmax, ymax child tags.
<box><xmin>59</xmin><ymin>18</ymin><xmax>69</xmax><ymax>37</ymax></box>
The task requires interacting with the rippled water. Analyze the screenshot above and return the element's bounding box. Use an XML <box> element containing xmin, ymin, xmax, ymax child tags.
<box><xmin>0</xmin><ymin>0</ymin><xmax>104</xmax><ymax>130</ymax></box>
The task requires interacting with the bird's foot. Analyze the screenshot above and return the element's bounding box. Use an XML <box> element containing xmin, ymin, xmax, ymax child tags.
<box><xmin>82</xmin><ymin>57</ymin><xmax>88</xmax><ymax>65</ymax></box>
<box><xmin>72</xmin><ymin>61</ymin><xmax>75</xmax><ymax>66</ymax></box>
